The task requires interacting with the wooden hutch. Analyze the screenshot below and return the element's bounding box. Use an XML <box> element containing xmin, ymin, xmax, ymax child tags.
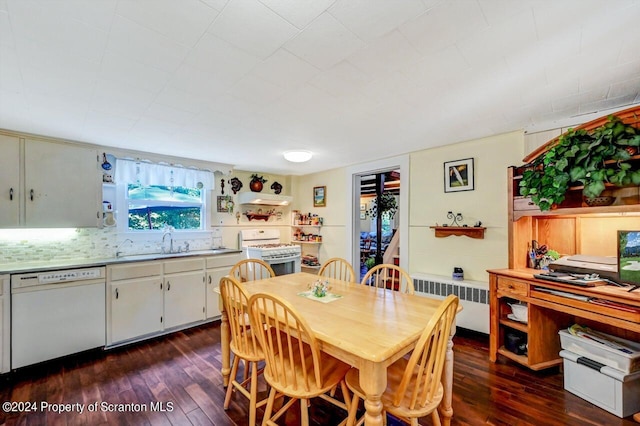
<box><xmin>489</xmin><ymin>105</ymin><xmax>640</xmax><ymax>370</ymax></box>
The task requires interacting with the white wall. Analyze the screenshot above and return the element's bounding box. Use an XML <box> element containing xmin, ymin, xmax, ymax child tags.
<box><xmin>408</xmin><ymin>131</ymin><xmax>523</xmax><ymax>281</ymax></box>
<box><xmin>211</xmin><ymin>170</ymin><xmax>292</xmax><ymax>249</ymax></box>
<box><xmin>296</xmin><ymin>130</ymin><xmax>524</xmax><ymax>283</ymax></box>
<box><xmin>292</xmin><ymin>168</ymin><xmax>348</xmax><ymax>261</ymax></box>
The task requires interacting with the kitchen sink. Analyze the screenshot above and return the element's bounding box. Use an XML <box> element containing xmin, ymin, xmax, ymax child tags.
<box><xmin>115</xmin><ymin>248</ymin><xmax>239</xmax><ymax>262</ymax></box>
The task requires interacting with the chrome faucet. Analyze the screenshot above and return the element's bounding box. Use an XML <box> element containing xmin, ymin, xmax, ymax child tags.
<box><xmin>162</xmin><ymin>227</ymin><xmax>174</xmax><ymax>254</ymax></box>
<box><xmin>115</xmin><ymin>238</ymin><xmax>133</xmax><ymax>258</ymax></box>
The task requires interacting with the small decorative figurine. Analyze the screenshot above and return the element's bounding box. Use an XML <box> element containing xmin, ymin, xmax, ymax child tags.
<box><xmin>229</xmin><ymin>177</ymin><xmax>243</xmax><ymax>194</ymax></box>
<box><xmin>249</xmin><ymin>174</ymin><xmax>267</xmax><ymax>192</ymax></box>
<box><xmin>271</xmin><ymin>181</ymin><xmax>282</xmax><ymax>194</ymax></box>
<box><xmin>447</xmin><ymin>211</ymin><xmax>463</xmax><ymax>226</ymax></box>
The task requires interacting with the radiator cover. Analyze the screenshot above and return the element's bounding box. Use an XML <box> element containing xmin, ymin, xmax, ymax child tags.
<box><xmin>412</xmin><ymin>273</ymin><xmax>489</xmax><ymax>334</ymax></box>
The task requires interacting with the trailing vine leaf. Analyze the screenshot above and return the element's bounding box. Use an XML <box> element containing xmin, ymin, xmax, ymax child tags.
<box><xmin>519</xmin><ymin>116</ymin><xmax>640</xmax><ymax>210</ymax></box>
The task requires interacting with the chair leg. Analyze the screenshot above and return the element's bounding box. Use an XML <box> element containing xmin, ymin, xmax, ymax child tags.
<box><xmin>224</xmin><ymin>355</ymin><xmax>240</xmax><ymax>409</ymax></box>
<box><xmin>249</xmin><ymin>361</ymin><xmax>258</xmax><ymax>426</ymax></box>
<box><xmin>242</xmin><ymin>359</ymin><xmax>249</xmax><ymax>382</ymax></box>
<box><xmin>262</xmin><ymin>387</ymin><xmax>277</xmax><ymax>426</ymax></box>
<box><xmin>431</xmin><ymin>410</ymin><xmax>442</xmax><ymax>426</ymax></box>
<box><xmin>300</xmin><ymin>398</ymin><xmax>309</xmax><ymax>426</ymax></box>
<box><xmin>346</xmin><ymin>393</ymin><xmax>360</xmax><ymax>426</ymax></box>
<box><xmin>340</xmin><ymin>380</ymin><xmax>351</xmax><ymax>412</ymax></box>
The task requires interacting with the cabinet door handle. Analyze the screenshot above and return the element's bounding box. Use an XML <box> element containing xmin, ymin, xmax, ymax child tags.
<box><xmin>160</xmin><ymin>282</ymin><xmax>162</xmax><ymax>290</ymax></box>
<box><xmin>30</xmin><ymin>189</ymin><xmax>34</xmax><ymax>201</ymax></box>
<box><xmin>167</xmin><ymin>281</ymin><xmax>170</xmax><ymax>291</ymax></box>
<box><xmin>508</xmin><ymin>285</ymin><xmax>514</xmax><ymax>289</ymax></box>
<box><xmin>208</xmin><ymin>275</ymin><xmax>211</xmax><ymax>284</ymax></box>
<box><xmin>115</xmin><ymin>288</ymin><xmax>119</xmax><ymax>299</ymax></box>
<box><xmin>9</xmin><ymin>188</ymin><xmax>13</xmax><ymax>201</ymax></box>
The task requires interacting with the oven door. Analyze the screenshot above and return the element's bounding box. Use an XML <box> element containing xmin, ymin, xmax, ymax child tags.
<box><xmin>263</xmin><ymin>254</ymin><xmax>301</xmax><ymax>276</ymax></box>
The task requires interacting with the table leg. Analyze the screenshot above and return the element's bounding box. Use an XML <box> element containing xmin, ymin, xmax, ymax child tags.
<box><xmin>220</xmin><ymin>308</ymin><xmax>231</xmax><ymax>387</ymax></box>
<box><xmin>439</xmin><ymin>324</ymin><xmax>456</xmax><ymax>426</ymax></box>
<box><xmin>359</xmin><ymin>362</ymin><xmax>386</xmax><ymax>426</ymax></box>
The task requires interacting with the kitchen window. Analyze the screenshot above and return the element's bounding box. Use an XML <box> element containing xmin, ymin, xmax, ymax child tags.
<box><xmin>116</xmin><ymin>159</ymin><xmax>213</xmax><ymax>232</ymax></box>
<box><xmin>127</xmin><ymin>184</ymin><xmax>203</xmax><ymax>230</ymax></box>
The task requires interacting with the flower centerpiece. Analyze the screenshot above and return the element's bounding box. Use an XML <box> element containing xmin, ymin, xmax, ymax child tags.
<box><xmin>309</xmin><ymin>279</ymin><xmax>330</xmax><ymax>297</ymax></box>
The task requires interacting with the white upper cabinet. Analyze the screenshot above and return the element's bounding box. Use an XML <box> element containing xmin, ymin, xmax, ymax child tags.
<box><xmin>0</xmin><ymin>135</ymin><xmax>20</xmax><ymax>227</ymax></box>
<box><xmin>0</xmin><ymin>134</ymin><xmax>101</xmax><ymax>228</ymax></box>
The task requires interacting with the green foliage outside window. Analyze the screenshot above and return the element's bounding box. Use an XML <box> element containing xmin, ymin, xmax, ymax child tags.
<box><xmin>127</xmin><ymin>185</ymin><xmax>203</xmax><ymax>230</ymax></box>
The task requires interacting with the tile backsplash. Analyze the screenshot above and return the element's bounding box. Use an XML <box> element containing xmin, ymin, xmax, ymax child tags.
<box><xmin>0</xmin><ymin>227</ymin><xmax>214</xmax><ymax>264</ymax></box>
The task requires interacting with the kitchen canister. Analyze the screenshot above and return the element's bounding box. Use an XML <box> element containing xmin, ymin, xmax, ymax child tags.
<box><xmin>452</xmin><ymin>267</ymin><xmax>464</xmax><ymax>281</ymax></box>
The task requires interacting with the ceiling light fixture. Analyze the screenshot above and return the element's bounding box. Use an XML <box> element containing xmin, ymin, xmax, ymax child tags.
<box><xmin>283</xmin><ymin>150</ymin><xmax>313</xmax><ymax>163</ymax></box>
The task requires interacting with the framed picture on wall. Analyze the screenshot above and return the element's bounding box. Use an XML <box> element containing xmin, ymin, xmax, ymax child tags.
<box><xmin>360</xmin><ymin>203</ymin><xmax>366</xmax><ymax>211</ymax></box>
<box><xmin>360</xmin><ymin>212</ymin><xmax>366</xmax><ymax>220</ymax></box>
<box><xmin>313</xmin><ymin>186</ymin><xmax>326</xmax><ymax>207</ymax></box>
<box><xmin>217</xmin><ymin>196</ymin><xmax>233</xmax><ymax>213</ymax></box>
<box><xmin>444</xmin><ymin>158</ymin><xmax>474</xmax><ymax>192</ymax></box>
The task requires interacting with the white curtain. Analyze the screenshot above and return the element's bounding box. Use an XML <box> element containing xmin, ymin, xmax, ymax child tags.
<box><xmin>115</xmin><ymin>159</ymin><xmax>214</xmax><ymax>189</ymax></box>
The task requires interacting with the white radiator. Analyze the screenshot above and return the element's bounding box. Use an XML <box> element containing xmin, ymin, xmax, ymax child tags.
<box><xmin>411</xmin><ymin>273</ymin><xmax>489</xmax><ymax>334</ymax></box>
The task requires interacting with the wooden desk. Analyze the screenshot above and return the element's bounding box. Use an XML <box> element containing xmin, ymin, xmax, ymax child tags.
<box><xmin>219</xmin><ymin>272</ymin><xmax>459</xmax><ymax>426</ymax></box>
<box><xmin>488</xmin><ymin>268</ymin><xmax>640</xmax><ymax>370</ymax></box>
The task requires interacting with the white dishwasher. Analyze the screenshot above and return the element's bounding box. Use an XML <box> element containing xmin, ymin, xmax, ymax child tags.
<box><xmin>11</xmin><ymin>267</ymin><xmax>106</xmax><ymax>369</ymax></box>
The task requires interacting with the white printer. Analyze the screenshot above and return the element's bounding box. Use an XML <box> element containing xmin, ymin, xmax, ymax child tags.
<box><xmin>549</xmin><ymin>255</ymin><xmax>618</xmax><ymax>281</ymax></box>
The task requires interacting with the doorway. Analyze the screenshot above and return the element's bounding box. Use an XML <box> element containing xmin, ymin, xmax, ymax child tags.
<box><xmin>346</xmin><ymin>155</ymin><xmax>409</xmax><ymax>277</ymax></box>
<box><xmin>358</xmin><ymin>170</ymin><xmax>400</xmax><ymax>279</ymax></box>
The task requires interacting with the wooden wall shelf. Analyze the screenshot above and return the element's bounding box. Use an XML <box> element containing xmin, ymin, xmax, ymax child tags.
<box><xmin>430</xmin><ymin>226</ymin><xmax>486</xmax><ymax>239</ymax></box>
<box><xmin>244</xmin><ymin>213</ymin><xmax>272</xmax><ymax>221</ymax></box>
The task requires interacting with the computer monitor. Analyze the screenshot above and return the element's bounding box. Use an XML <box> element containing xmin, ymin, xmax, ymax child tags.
<box><xmin>618</xmin><ymin>230</ymin><xmax>640</xmax><ymax>287</ymax></box>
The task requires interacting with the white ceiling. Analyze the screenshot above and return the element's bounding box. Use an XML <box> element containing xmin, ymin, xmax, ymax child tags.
<box><xmin>1</xmin><ymin>0</ymin><xmax>639</xmax><ymax>175</ymax></box>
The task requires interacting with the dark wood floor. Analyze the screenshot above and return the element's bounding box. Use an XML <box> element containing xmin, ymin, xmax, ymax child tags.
<box><xmin>0</xmin><ymin>323</ymin><xmax>637</xmax><ymax>426</ymax></box>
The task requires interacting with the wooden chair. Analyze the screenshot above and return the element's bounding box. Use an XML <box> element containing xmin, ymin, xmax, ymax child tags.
<box><xmin>248</xmin><ymin>292</ymin><xmax>352</xmax><ymax>426</ymax></box>
<box><xmin>361</xmin><ymin>263</ymin><xmax>414</xmax><ymax>294</ymax></box>
<box><xmin>345</xmin><ymin>294</ymin><xmax>459</xmax><ymax>426</ymax></box>
<box><xmin>318</xmin><ymin>257</ymin><xmax>357</xmax><ymax>283</ymax></box>
<box><xmin>229</xmin><ymin>258</ymin><xmax>275</xmax><ymax>282</ymax></box>
<box><xmin>219</xmin><ymin>276</ymin><xmax>268</xmax><ymax>426</ymax></box>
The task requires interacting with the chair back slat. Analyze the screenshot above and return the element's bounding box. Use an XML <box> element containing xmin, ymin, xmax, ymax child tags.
<box><xmin>219</xmin><ymin>276</ymin><xmax>261</xmax><ymax>358</ymax></box>
<box><xmin>229</xmin><ymin>259</ymin><xmax>275</xmax><ymax>282</ymax></box>
<box><xmin>249</xmin><ymin>293</ymin><xmax>323</xmax><ymax>393</ymax></box>
<box><xmin>318</xmin><ymin>257</ymin><xmax>356</xmax><ymax>283</ymax></box>
<box><xmin>392</xmin><ymin>294</ymin><xmax>459</xmax><ymax>409</ymax></box>
<box><xmin>361</xmin><ymin>263</ymin><xmax>414</xmax><ymax>294</ymax></box>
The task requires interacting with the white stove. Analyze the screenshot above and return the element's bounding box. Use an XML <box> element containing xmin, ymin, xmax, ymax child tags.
<box><xmin>239</xmin><ymin>229</ymin><xmax>301</xmax><ymax>275</ymax></box>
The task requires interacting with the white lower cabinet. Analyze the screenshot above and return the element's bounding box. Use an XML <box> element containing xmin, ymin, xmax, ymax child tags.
<box><xmin>107</xmin><ymin>257</ymin><xmax>214</xmax><ymax>346</ymax></box>
<box><xmin>163</xmin><ymin>258</ymin><xmax>206</xmax><ymax>329</ymax></box>
<box><xmin>107</xmin><ymin>262</ymin><xmax>163</xmax><ymax>345</ymax></box>
<box><xmin>0</xmin><ymin>275</ymin><xmax>9</xmax><ymax>373</ymax></box>
<box><xmin>206</xmin><ymin>252</ymin><xmax>243</xmax><ymax>319</ymax></box>
<box><xmin>107</xmin><ymin>254</ymin><xmax>241</xmax><ymax>347</ymax></box>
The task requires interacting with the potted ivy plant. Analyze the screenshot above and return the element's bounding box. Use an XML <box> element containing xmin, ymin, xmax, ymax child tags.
<box><xmin>367</xmin><ymin>193</ymin><xmax>398</xmax><ymax>218</ymax></box>
<box><xmin>519</xmin><ymin>116</ymin><xmax>640</xmax><ymax>211</ymax></box>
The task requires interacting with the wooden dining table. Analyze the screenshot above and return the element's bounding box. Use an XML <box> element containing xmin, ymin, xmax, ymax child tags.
<box><xmin>219</xmin><ymin>272</ymin><xmax>459</xmax><ymax>426</ymax></box>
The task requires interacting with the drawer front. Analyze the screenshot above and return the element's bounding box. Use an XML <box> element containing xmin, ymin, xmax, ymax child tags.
<box><xmin>513</xmin><ymin>197</ymin><xmax>540</xmax><ymax>212</ymax></box>
<box><xmin>108</xmin><ymin>262</ymin><xmax>162</xmax><ymax>281</ymax></box>
<box><xmin>163</xmin><ymin>258</ymin><xmax>205</xmax><ymax>274</ymax></box>
<box><xmin>497</xmin><ymin>277</ymin><xmax>528</xmax><ymax>297</ymax></box>
<box><xmin>205</xmin><ymin>253</ymin><xmax>243</xmax><ymax>269</ymax></box>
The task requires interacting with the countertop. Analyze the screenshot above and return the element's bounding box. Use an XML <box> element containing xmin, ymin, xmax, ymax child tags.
<box><xmin>0</xmin><ymin>248</ymin><xmax>243</xmax><ymax>274</ymax></box>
